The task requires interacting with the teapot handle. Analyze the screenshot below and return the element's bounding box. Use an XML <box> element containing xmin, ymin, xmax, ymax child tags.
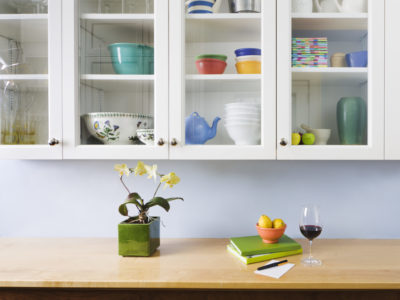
<box><xmin>313</xmin><ymin>0</ymin><xmax>322</xmax><ymax>12</ymax></box>
<box><xmin>335</xmin><ymin>0</ymin><xmax>344</xmax><ymax>12</ymax></box>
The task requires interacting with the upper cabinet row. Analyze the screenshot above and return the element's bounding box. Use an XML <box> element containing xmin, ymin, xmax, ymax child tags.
<box><xmin>0</xmin><ymin>0</ymin><xmax>395</xmax><ymax>160</ymax></box>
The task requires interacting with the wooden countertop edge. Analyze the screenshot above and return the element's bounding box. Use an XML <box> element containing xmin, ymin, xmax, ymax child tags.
<box><xmin>0</xmin><ymin>282</ymin><xmax>399</xmax><ymax>290</ymax></box>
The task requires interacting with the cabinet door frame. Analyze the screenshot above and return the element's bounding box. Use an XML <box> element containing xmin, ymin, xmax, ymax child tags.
<box><xmin>277</xmin><ymin>0</ymin><xmax>385</xmax><ymax>160</ymax></box>
<box><xmin>62</xmin><ymin>0</ymin><xmax>169</xmax><ymax>160</ymax></box>
<box><xmin>168</xmin><ymin>0</ymin><xmax>276</xmax><ymax>160</ymax></box>
<box><xmin>0</xmin><ymin>0</ymin><xmax>63</xmax><ymax>159</ymax></box>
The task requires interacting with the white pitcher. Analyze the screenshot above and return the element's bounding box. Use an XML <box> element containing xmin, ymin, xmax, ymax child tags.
<box><xmin>292</xmin><ymin>0</ymin><xmax>313</xmax><ymax>13</ymax></box>
<box><xmin>314</xmin><ymin>0</ymin><xmax>340</xmax><ymax>12</ymax></box>
<box><xmin>335</xmin><ymin>0</ymin><xmax>367</xmax><ymax>13</ymax></box>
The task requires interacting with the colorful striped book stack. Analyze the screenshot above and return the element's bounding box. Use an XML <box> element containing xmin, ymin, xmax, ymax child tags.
<box><xmin>292</xmin><ymin>37</ymin><xmax>328</xmax><ymax>68</ymax></box>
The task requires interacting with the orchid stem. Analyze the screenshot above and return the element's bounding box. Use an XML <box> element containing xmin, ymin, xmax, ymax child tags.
<box><xmin>120</xmin><ymin>176</ymin><xmax>131</xmax><ymax>194</ymax></box>
<box><xmin>153</xmin><ymin>182</ymin><xmax>162</xmax><ymax>199</ymax></box>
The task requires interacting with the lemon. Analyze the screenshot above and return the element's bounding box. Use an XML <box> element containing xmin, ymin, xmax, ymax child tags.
<box><xmin>272</xmin><ymin>219</ymin><xmax>285</xmax><ymax>229</ymax></box>
<box><xmin>258</xmin><ymin>215</ymin><xmax>272</xmax><ymax>228</ymax></box>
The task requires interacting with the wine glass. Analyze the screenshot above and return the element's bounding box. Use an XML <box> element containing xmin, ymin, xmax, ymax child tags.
<box><xmin>299</xmin><ymin>204</ymin><xmax>323</xmax><ymax>266</ymax></box>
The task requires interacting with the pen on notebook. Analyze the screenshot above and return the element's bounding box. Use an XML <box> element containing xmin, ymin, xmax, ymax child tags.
<box><xmin>257</xmin><ymin>260</ymin><xmax>288</xmax><ymax>271</ymax></box>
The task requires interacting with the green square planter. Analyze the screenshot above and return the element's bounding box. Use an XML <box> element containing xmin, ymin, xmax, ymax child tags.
<box><xmin>118</xmin><ymin>216</ymin><xmax>160</xmax><ymax>257</ymax></box>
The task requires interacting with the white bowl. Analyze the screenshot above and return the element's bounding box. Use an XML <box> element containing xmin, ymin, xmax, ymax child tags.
<box><xmin>225</xmin><ymin>107</ymin><xmax>261</xmax><ymax>115</ymax></box>
<box><xmin>188</xmin><ymin>5</ymin><xmax>213</xmax><ymax>13</ymax></box>
<box><xmin>83</xmin><ymin>112</ymin><xmax>153</xmax><ymax>145</ymax></box>
<box><xmin>224</xmin><ymin>117</ymin><xmax>261</xmax><ymax>123</ymax></box>
<box><xmin>307</xmin><ymin>129</ymin><xmax>332</xmax><ymax>145</ymax></box>
<box><xmin>224</xmin><ymin>111</ymin><xmax>260</xmax><ymax>118</ymax></box>
<box><xmin>225</xmin><ymin>102</ymin><xmax>260</xmax><ymax>108</ymax></box>
<box><xmin>136</xmin><ymin>129</ymin><xmax>154</xmax><ymax>146</ymax></box>
<box><xmin>225</xmin><ymin>123</ymin><xmax>261</xmax><ymax>145</ymax></box>
<box><xmin>235</xmin><ymin>55</ymin><xmax>261</xmax><ymax>63</ymax></box>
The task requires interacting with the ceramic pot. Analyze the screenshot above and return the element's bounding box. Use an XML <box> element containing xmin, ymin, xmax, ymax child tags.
<box><xmin>337</xmin><ymin>97</ymin><xmax>367</xmax><ymax>145</ymax></box>
<box><xmin>330</xmin><ymin>52</ymin><xmax>347</xmax><ymax>67</ymax></box>
<box><xmin>314</xmin><ymin>0</ymin><xmax>339</xmax><ymax>12</ymax></box>
<box><xmin>292</xmin><ymin>0</ymin><xmax>313</xmax><ymax>13</ymax></box>
<box><xmin>335</xmin><ymin>0</ymin><xmax>367</xmax><ymax>13</ymax></box>
<box><xmin>118</xmin><ymin>216</ymin><xmax>160</xmax><ymax>257</ymax></box>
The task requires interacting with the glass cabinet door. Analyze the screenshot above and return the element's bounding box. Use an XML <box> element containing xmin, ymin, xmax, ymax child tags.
<box><xmin>63</xmin><ymin>0</ymin><xmax>168</xmax><ymax>159</ymax></box>
<box><xmin>277</xmin><ymin>0</ymin><xmax>384</xmax><ymax>160</ymax></box>
<box><xmin>0</xmin><ymin>0</ymin><xmax>62</xmax><ymax>159</ymax></box>
<box><xmin>169</xmin><ymin>0</ymin><xmax>276</xmax><ymax>160</ymax></box>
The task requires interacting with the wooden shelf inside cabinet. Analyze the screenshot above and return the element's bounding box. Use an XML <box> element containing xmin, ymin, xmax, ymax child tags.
<box><xmin>292</xmin><ymin>67</ymin><xmax>368</xmax><ymax>85</ymax></box>
<box><xmin>186</xmin><ymin>74</ymin><xmax>261</xmax><ymax>92</ymax></box>
<box><xmin>186</xmin><ymin>13</ymin><xmax>261</xmax><ymax>43</ymax></box>
<box><xmin>292</xmin><ymin>13</ymin><xmax>368</xmax><ymax>30</ymax></box>
<box><xmin>81</xmin><ymin>74</ymin><xmax>154</xmax><ymax>92</ymax></box>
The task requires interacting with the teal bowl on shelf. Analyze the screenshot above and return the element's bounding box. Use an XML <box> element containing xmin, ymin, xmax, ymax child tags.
<box><xmin>108</xmin><ymin>43</ymin><xmax>154</xmax><ymax>75</ymax></box>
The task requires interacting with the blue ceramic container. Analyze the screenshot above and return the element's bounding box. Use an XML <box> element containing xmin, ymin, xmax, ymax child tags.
<box><xmin>188</xmin><ymin>1</ymin><xmax>214</xmax><ymax>8</ymax></box>
<box><xmin>337</xmin><ymin>97</ymin><xmax>367</xmax><ymax>145</ymax></box>
<box><xmin>235</xmin><ymin>48</ymin><xmax>261</xmax><ymax>57</ymax></box>
<box><xmin>345</xmin><ymin>51</ymin><xmax>368</xmax><ymax>67</ymax></box>
<box><xmin>108</xmin><ymin>43</ymin><xmax>154</xmax><ymax>74</ymax></box>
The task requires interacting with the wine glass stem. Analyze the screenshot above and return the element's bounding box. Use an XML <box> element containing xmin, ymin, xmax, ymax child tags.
<box><xmin>309</xmin><ymin>240</ymin><xmax>313</xmax><ymax>259</ymax></box>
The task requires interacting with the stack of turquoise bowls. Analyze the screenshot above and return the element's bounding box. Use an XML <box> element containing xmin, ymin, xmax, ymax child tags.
<box><xmin>108</xmin><ymin>43</ymin><xmax>154</xmax><ymax>75</ymax></box>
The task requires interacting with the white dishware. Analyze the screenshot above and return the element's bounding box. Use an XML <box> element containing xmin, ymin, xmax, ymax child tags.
<box><xmin>185</xmin><ymin>0</ymin><xmax>222</xmax><ymax>13</ymax></box>
<box><xmin>235</xmin><ymin>55</ymin><xmax>261</xmax><ymax>63</ymax></box>
<box><xmin>335</xmin><ymin>0</ymin><xmax>367</xmax><ymax>13</ymax></box>
<box><xmin>225</xmin><ymin>123</ymin><xmax>261</xmax><ymax>145</ymax></box>
<box><xmin>83</xmin><ymin>112</ymin><xmax>153</xmax><ymax>145</ymax></box>
<box><xmin>225</xmin><ymin>106</ymin><xmax>260</xmax><ymax>112</ymax></box>
<box><xmin>137</xmin><ymin>129</ymin><xmax>154</xmax><ymax>146</ymax></box>
<box><xmin>292</xmin><ymin>0</ymin><xmax>313</xmax><ymax>13</ymax></box>
<box><xmin>314</xmin><ymin>0</ymin><xmax>339</xmax><ymax>12</ymax></box>
<box><xmin>301</xmin><ymin>124</ymin><xmax>331</xmax><ymax>145</ymax></box>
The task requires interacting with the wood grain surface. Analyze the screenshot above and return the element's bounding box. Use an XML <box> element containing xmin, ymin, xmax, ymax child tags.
<box><xmin>0</xmin><ymin>238</ymin><xmax>399</xmax><ymax>290</ymax></box>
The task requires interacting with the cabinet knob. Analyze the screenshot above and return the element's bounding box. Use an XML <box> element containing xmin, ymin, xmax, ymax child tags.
<box><xmin>48</xmin><ymin>138</ymin><xmax>60</xmax><ymax>146</ymax></box>
<box><xmin>157</xmin><ymin>138</ymin><xmax>165</xmax><ymax>146</ymax></box>
<box><xmin>280</xmin><ymin>138</ymin><xmax>288</xmax><ymax>147</ymax></box>
<box><xmin>171</xmin><ymin>138</ymin><xmax>178</xmax><ymax>146</ymax></box>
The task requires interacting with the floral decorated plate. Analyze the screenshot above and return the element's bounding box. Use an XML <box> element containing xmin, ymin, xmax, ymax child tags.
<box><xmin>83</xmin><ymin>112</ymin><xmax>153</xmax><ymax>145</ymax></box>
<box><xmin>136</xmin><ymin>129</ymin><xmax>154</xmax><ymax>146</ymax></box>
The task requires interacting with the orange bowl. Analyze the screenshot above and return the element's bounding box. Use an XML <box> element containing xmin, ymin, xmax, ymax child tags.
<box><xmin>256</xmin><ymin>224</ymin><xmax>287</xmax><ymax>244</ymax></box>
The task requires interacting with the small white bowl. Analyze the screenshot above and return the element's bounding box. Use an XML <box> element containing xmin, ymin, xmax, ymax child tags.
<box><xmin>235</xmin><ymin>55</ymin><xmax>262</xmax><ymax>63</ymax></box>
<box><xmin>225</xmin><ymin>108</ymin><xmax>261</xmax><ymax>115</ymax></box>
<box><xmin>188</xmin><ymin>5</ymin><xmax>213</xmax><ymax>13</ymax></box>
<box><xmin>307</xmin><ymin>129</ymin><xmax>332</xmax><ymax>145</ymax></box>
<box><xmin>225</xmin><ymin>102</ymin><xmax>260</xmax><ymax>108</ymax></box>
<box><xmin>224</xmin><ymin>111</ymin><xmax>260</xmax><ymax>118</ymax></box>
<box><xmin>224</xmin><ymin>117</ymin><xmax>261</xmax><ymax>123</ymax></box>
<box><xmin>225</xmin><ymin>123</ymin><xmax>261</xmax><ymax>145</ymax></box>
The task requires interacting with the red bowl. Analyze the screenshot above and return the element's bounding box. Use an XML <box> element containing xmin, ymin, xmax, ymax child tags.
<box><xmin>256</xmin><ymin>224</ymin><xmax>287</xmax><ymax>244</ymax></box>
<box><xmin>196</xmin><ymin>58</ymin><xmax>227</xmax><ymax>74</ymax></box>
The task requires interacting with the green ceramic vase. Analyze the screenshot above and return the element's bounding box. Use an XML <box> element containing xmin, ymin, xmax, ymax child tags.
<box><xmin>337</xmin><ymin>97</ymin><xmax>367</xmax><ymax>145</ymax></box>
<box><xmin>118</xmin><ymin>216</ymin><xmax>160</xmax><ymax>257</ymax></box>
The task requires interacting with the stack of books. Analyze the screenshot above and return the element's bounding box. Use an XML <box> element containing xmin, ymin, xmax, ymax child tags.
<box><xmin>227</xmin><ymin>235</ymin><xmax>302</xmax><ymax>265</ymax></box>
<box><xmin>292</xmin><ymin>37</ymin><xmax>328</xmax><ymax>67</ymax></box>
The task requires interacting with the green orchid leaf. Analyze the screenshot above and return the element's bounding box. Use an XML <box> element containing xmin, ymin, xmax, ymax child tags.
<box><xmin>119</xmin><ymin>199</ymin><xmax>141</xmax><ymax>217</ymax></box>
<box><xmin>165</xmin><ymin>197</ymin><xmax>184</xmax><ymax>202</ymax></box>
<box><xmin>127</xmin><ymin>193</ymin><xmax>142</xmax><ymax>201</ymax></box>
<box><xmin>146</xmin><ymin>197</ymin><xmax>170</xmax><ymax>212</ymax></box>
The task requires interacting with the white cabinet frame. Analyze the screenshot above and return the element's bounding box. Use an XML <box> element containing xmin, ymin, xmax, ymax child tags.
<box><xmin>62</xmin><ymin>0</ymin><xmax>169</xmax><ymax>160</ymax></box>
<box><xmin>277</xmin><ymin>0</ymin><xmax>384</xmax><ymax>160</ymax></box>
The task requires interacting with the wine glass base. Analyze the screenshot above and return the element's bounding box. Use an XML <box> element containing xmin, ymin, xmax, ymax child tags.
<box><xmin>301</xmin><ymin>257</ymin><xmax>322</xmax><ymax>266</ymax></box>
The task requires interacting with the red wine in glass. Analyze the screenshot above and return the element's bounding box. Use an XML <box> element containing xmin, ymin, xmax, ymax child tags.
<box><xmin>300</xmin><ymin>225</ymin><xmax>322</xmax><ymax>241</ymax></box>
<box><xmin>299</xmin><ymin>205</ymin><xmax>322</xmax><ymax>266</ymax></box>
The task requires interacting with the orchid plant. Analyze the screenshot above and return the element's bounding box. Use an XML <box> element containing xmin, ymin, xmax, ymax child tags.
<box><xmin>115</xmin><ymin>162</ymin><xmax>183</xmax><ymax>224</ymax></box>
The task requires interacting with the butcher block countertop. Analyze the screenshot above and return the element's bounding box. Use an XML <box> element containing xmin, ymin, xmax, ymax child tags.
<box><xmin>0</xmin><ymin>238</ymin><xmax>399</xmax><ymax>290</ymax></box>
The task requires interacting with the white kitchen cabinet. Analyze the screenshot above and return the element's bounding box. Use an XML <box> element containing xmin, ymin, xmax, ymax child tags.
<box><xmin>277</xmin><ymin>0</ymin><xmax>384</xmax><ymax>160</ymax></box>
<box><xmin>62</xmin><ymin>0</ymin><xmax>169</xmax><ymax>159</ymax></box>
<box><xmin>385</xmin><ymin>0</ymin><xmax>400</xmax><ymax>160</ymax></box>
<box><xmin>0</xmin><ymin>0</ymin><xmax>62</xmax><ymax>159</ymax></box>
<box><xmin>168</xmin><ymin>0</ymin><xmax>276</xmax><ymax>160</ymax></box>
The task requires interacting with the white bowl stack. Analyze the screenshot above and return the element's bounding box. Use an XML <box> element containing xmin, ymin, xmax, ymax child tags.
<box><xmin>224</xmin><ymin>102</ymin><xmax>261</xmax><ymax>145</ymax></box>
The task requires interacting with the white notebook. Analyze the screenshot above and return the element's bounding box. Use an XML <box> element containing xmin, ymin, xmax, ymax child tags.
<box><xmin>254</xmin><ymin>260</ymin><xmax>295</xmax><ymax>279</ymax></box>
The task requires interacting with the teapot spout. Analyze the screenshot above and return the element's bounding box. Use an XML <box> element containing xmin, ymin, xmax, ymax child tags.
<box><xmin>208</xmin><ymin>117</ymin><xmax>221</xmax><ymax>140</ymax></box>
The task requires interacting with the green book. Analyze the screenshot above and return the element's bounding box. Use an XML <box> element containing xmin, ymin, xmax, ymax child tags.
<box><xmin>230</xmin><ymin>234</ymin><xmax>301</xmax><ymax>256</ymax></box>
<box><xmin>227</xmin><ymin>244</ymin><xmax>303</xmax><ymax>265</ymax></box>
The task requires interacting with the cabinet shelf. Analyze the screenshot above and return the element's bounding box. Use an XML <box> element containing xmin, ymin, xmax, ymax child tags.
<box><xmin>81</xmin><ymin>74</ymin><xmax>154</xmax><ymax>92</ymax></box>
<box><xmin>186</xmin><ymin>74</ymin><xmax>260</xmax><ymax>93</ymax></box>
<box><xmin>292</xmin><ymin>67</ymin><xmax>367</xmax><ymax>84</ymax></box>
<box><xmin>0</xmin><ymin>14</ymin><xmax>47</xmax><ymax>20</ymax></box>
<box><xmin>292</xmin><ymin>13</ymin><xmax>368</xmax><ymax>30</ymax></box>
<box><xmin>186</xmin><ymin>74</ymin><xmax>261</xmax><ymax>80</ymax></box>
<box><xmin>81</xmin><ymin>13</ymin><xmax>154</xmax><ymax>21</ymax></box>
<box><xmin>0</xmin><ymin>74</ymin><xmax>48</xmax><ymax>80</ymax></box>
<box><xmin>186</xmin><ymin>13</ymin><xmax>260</xmax><ymax>43</ymax></box>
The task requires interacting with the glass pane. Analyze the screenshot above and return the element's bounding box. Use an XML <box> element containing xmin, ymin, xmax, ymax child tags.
<box><xmin>0</xmin><ymin>0</ymin><xmax>48</xmax><ymax>14</ymax></box>
<box><xmin>0</xmin><ymin>80</ymin><xmax>48</xmax><ymax>145</ymax></box>
<box><xmin>80</xmin><ymin>0</ymin><xmax>153</xmax><ymax>14</ymax></box>
<box><xmin>291</xmin><ymin>8</ymin><xmax>369</xmax><ymax>146</ymax></box>
<box><xmin>79</xmin><ymin>0</ymin><xmax>155</xmax><ymax>146</ymax></box>
<box><xmin>184</xmin><ymin>0</ymin><xmax>262</xmax><ymax>146</ymax></box>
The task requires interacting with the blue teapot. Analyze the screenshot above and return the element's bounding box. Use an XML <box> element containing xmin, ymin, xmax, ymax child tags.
<box><xmin>185</xmin><ymin>112</ymin><xmax>220</xmax><ymax>145</ymax></box>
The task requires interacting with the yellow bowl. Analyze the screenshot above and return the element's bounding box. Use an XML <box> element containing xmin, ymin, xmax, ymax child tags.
<box><xmin>235</xmin><ymin>61</ymin><xmax>261</xmax><ymax>74</ymax></box>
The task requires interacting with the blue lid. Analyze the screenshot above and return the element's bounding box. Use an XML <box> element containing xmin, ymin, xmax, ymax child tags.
<box><xmin>235</xmin><ymin>48</ymin><xmax>261</xmax><ymax>57</ymax></box>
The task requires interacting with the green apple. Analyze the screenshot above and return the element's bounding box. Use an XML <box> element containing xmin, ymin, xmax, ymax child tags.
<box><xmin>302</xmin><ymin>133</ymin><xmax>315</xmax><ymax>145</ymax></box>
<box><xmin>292</xmin><ymin>133</ymin><xmax>301</xmax><ymax>145</ymax></box>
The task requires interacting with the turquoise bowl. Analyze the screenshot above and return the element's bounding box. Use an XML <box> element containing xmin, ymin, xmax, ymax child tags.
<box><xmin>108</xmin><ymin>43</ymin><xmax>154</xmax><ymax>75</ymax></box>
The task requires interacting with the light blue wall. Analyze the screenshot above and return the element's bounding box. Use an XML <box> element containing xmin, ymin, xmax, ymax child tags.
<box><xmin>1</xmin><ymin>160</ymin><xmax>399</xmax><ymax>239</ymax></box>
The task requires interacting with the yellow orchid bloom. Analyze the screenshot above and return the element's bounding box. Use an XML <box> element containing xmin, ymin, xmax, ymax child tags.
<box><xmin>145</xmin><ymin>164</ymin><xmax>158</xmax><ymax>182</ymax></box>
<box><xmin>161</xmin><ymin>172</ymin><xmax>180</xmax><ymax>189</ymax></box>
<box><xmin>134</xmin><ymin>161</ymin><xmax>147</xmax><ymax>176</ymax></box>
<box><xmin>114</xmin><ymin>164</ymin><xmax>130</xmax><ymax>177</ymax></box>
